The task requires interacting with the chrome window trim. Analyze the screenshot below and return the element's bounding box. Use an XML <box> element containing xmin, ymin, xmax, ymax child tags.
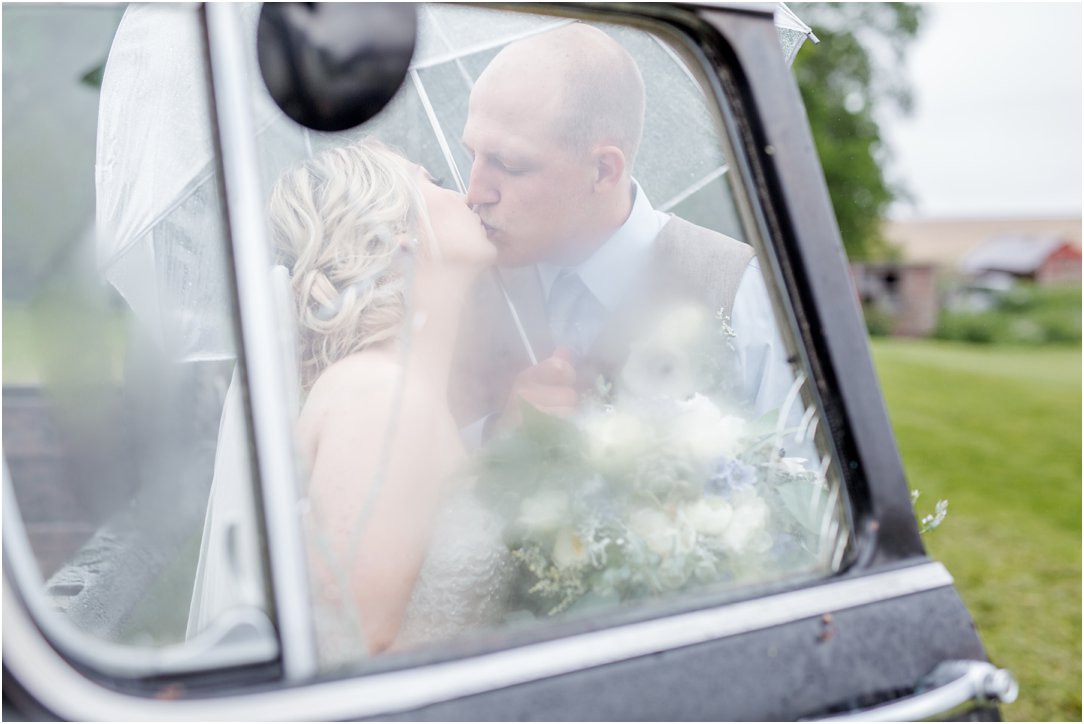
<box><xmin>205</xmin><ymin>3</ymin><xmax>317</xmax><ymax>680</ymax></box>
<box><xmin>3</xmin><ymin>560</ymin><xmax>954</xmax><ymax>720</ymax></box>
<box><xmin>1</xmin><ymin>462</ymin><xmax>278</xmax><ymax>678</ymax></box>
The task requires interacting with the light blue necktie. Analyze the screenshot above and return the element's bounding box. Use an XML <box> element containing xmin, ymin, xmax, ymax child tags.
<box><xmin>547</xmin><ymin>270</ymin><xmax>602</xmax><ymax>357</ymax></box>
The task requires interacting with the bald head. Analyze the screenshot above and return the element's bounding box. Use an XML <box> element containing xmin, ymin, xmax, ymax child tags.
<box><xmin>463</xmin><ymin>23</ymin><xmax>648</xmax><ymax>265</ymax></box>
<box><xmin>476</xmin><ymin>23</ymin><xmax>646</xmax><ymax>169</ymax></box>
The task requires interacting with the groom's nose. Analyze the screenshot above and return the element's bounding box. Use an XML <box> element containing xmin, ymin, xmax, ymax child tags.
<box><xmin>465</xmin><ymin>162</ymin><xmax>499</xmax><ymax>207</ymax></box>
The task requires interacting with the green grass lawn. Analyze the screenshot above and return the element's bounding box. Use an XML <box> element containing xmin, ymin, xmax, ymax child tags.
<box><xmin>870</xmin><ymin>339</ymin><xmax>1081</xmax><ymax>722</ymax></box>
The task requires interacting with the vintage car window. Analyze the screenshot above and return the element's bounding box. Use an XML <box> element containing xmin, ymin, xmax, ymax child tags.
<box><xmin>3</xmin><ymin>1</ymin><xmax>854</xmax><ymax>692</ymax></box>
<box><xmin>236</xmin><ymin>4</ymin><xmax>855</xmax><ymax>673</ymax></box>
<box><xmin>2</xmin><ymin>3</ymin><xmax>277</xmax><ymax>675</ymax></box>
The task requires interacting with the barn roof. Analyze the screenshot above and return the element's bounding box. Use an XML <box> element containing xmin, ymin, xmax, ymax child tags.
<box><xmin>958</xmin><ymin>235</ymin><xmax>1072</xmax><ymax>275</ymax></box>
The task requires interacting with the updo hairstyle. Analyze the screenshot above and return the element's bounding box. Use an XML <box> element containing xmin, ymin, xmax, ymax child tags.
<box><xmin>268</xmin><ymin>139</ymin><xmax>433</xmax><ymax>391</ymax></box>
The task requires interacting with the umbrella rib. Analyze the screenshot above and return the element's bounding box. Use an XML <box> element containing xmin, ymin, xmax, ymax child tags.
<box><xmin>102</xmin><ymin>112</ymin><xmax>288</xmax><ymax>275</ymax></box>
<box><xmin>410</xmin><ymin>17</ymin><xmax>574</xmax><ymax>70</ymax></box>
<box><xmin>775</xmin><ymin>1</ymin><xmax>820</xmax><ymax>43</ymax></box>
<box><xmin>658</xmin><ymin>165</ymin><xmax>729</xmax><ymax>212</ymax></box>
<box><xmin>407</xmin><ymin>68</ymin><xmax>539</xmax><ymax>366</ymax></box>
<box><xmin>409</xmin><ymin>69</ymin><xmax>466</xmax><ymax>192</ymax></box>
<box><xmin>98</xmin><ymin>166</ymin><xmax>217</xmax><ymax>276</ymax></box>
<box><xmin>647</xmin><ymin>34</ymin><xmax>735</xmax><ymax>214</ymax></box>
<box><xmin>424</xmin><ymin>5</ymin><xmax>478</xmax><ymax>89</ymax></box>
<box><xmin>302</xmin><ymin>127</ymin><xmax>314</xmax><ymax>158</ymax></box>
<box><xmin>649</xmin><ymin>33</ymin><xmax>702</xmax><ymax>90</ymax></box>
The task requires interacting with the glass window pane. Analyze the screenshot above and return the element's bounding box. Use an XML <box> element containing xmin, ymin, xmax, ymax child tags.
<box><xmin>2</xmin><ymin>3</ymin><xmax>275</xmax><ymax>670</ymax></box>
<box><xmin>237</xmin><ymin>3</ymin><xmax>854</xmax><ymax>673</ymax></box>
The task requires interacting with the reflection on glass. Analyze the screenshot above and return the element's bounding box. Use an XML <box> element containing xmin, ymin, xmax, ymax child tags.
<box><xmin>4</xmin><ymin>0</ymin><xmax>850</xmax><ymax>677</ymax></box>
<box><xmin>267</xmin><ymin>141</ymin><xmax>507</xmax><ymax>667</ymax></box>
<box><xmin>247</xmin><ymin>5</ymin><xmax>851</xmax><ymax>669</ymax></box>
<box><xmin>3</xmin><ymin>3</ymin><xmax>273</xmax><ymax>664</ymax></box>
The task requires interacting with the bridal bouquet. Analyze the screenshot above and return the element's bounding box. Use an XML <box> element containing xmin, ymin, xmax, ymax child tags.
<box><xmin>475</xmin><ymin>302</ymin><xmax>840</xmax><ymax>616</ymax></box>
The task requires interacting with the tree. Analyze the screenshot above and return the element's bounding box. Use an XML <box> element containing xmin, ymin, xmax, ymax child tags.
<box><xmin>790</xmin><ymin>3</ymin><xmax>924</xmax><ymax>260</ymax></box>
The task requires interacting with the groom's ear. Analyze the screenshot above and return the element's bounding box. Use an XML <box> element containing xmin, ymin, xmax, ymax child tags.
<box><xmin>591</xmin><ymin>145</ymin><xmax>626</xmax><ymax>192</ymax></box>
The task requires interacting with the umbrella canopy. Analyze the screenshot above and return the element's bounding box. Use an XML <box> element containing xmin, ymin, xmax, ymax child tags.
<box><xmin>775</xmin><ymin>2</ymin><xmax>819</xmax><ymax>65</ymax></box>
<box><xmin>95</xmin><ymin>3</ymin><xmax>816</xmax><ymax>363</ymax></box>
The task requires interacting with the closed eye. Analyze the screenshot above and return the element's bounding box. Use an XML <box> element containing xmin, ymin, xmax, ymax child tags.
<box><xmin>492</xmin><ymin>157</ymin><xmax>527</xmax><ymax>175</ymax></box>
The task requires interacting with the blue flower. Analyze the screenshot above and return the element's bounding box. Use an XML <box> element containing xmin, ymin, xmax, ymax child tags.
<box><xmin>772</xmin><ymin>532</ymin><xmax>800</xmax><ymax>558</ymax></box>
<box><xmin>707</xmin><ymin>457</ymin><xmax>757</xmax><ymax>495</ymax></box>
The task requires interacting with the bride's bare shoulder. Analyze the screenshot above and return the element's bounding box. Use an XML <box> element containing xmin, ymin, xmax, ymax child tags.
<box><xmin>301</xmin><ymin>351</ymin><xmax>431</xmax><ymax>426</ymax></box>
<box><xmin>308</xmin><ymin>353</ymin><xmax>398</xmax><ymax>406</ymax></box>
<box><xmin>314</xmin><ymin>351</ymin><xmax>401</xmax><ymax>391</ymax></box>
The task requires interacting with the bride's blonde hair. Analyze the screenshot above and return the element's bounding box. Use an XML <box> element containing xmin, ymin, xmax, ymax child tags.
<box><xmin>269</xmin><ymin>139</ymin><xmax>433</xmax><ymax>391</ymax></box>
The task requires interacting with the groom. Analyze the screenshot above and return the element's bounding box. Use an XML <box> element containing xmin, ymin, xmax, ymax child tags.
<box><xmin>450</xmin><ymin>23</ymin><xmax>797</xmax><ymax>439</ymax></box>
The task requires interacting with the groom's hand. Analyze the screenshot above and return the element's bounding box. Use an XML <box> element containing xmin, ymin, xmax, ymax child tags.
<box><xmin>495</xmin><ymin>346</ymin><xmax>578</xmax><ymax>431</ymax></box>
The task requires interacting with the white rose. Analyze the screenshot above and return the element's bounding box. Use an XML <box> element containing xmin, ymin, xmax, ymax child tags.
<box><xmin>684</xmin><ymin>496</ymin><xmax>733</xmax><ymax>537</ymax></box>
<box><xmin>629</xmin><ymin>508</ymin><xmax>696</xmax><ymax>558</ymax></box>
<box><xmin>629</xmin><ymin>508</ymin><xmax>672</xmax><ymax>557</ymax></box>
<box><xmin>621</xmin><ymin>342</ymin><xmax>697</xmax><ymax>400</ymax></box>
<box><xmin>552</xmin><ymin>528</ymin><xmax>591</xmax><ymax>569</ymax></box>
<box><xmin>585</xmin><ymin>412</ymin><xmax>652</xmax><ymax>475</ymax></box>
<box><xmin>674</xmin><ymin>394</ymin><xmax>747</xmax><ymax>462</ymax></box>
<box><xmin>518</xmin><ymin>490</ymin><xmax>570</xmax><ymax>532</ymax></box>
<box><xmin>673</xmin><ymin>515</ymin><xmax>698</xmax><ymax>556</ymax></box>
<box><xmin>748</xmin><ymin>530</ymin><xmax>774</xmax><ymax>554</ymax></box>
<box><xmin>654</xmin><ymin>303</ymin><xmax>711</xmax><ymax>349</ymax></box>
<box><xmin>722</xmin><ymin>495</ymin><xmax>771</xmax><ymax>554</ymax></box>
<box><xmin>620</xmin><ymin>303</ymin><xmax>711</xmax><ymax>400</ymax></box>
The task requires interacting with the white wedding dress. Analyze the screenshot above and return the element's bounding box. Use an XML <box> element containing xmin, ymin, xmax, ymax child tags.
<box><xmin>312</xmin><ymin>487</ymin><xmax>515</xmax><ymax>669</ymax></box>
<box><xmin>396</xmin><ymin>488</ymin><xmax>515</xmax><ymax>648</ymax></box>
<box><xmin>188</xmin><ymin>264</ymin><xmax>513</xmax><ymax>666</ymax></box>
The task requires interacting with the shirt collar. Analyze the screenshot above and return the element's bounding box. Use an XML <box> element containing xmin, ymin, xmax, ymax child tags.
<box><xmin>537</xmin><ymin>180</ymin><xmax>668</xmax><ymax>311</ymax></box>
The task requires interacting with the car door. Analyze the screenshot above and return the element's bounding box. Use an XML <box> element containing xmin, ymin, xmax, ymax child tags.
<box><xmin>3</xmin><ymin>3</ymin><xmax>1016</xmax><ymax>720</ymax></box>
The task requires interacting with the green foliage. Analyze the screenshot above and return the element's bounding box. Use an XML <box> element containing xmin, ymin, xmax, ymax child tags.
<box><xmin>872</xmin><ymin>339</ymin><xmax>1081</xmax><ymax>722</ymax></box>
<box><xmin>910</xmin><ymin>489</ymin><xmax>948</xmax><ymax>534</ymax></box>
<box><xmin>861</xmin><ymin>303</ymin><xmax>894</xmax><ymax>337</ymax></box>
<box><xmin>790</xmin><ymin>3</ymin><xmax>925</xmax><ymax>260</ymax></box>
<box><xmin>935</xmin><ymin>311</ymin><xmax>1004</xmax><ymax>344</ymax></box>
<box><xmin>936</xmin><ymin>283</ymin><xmax>1082</xmax><ymax>345</ymax></box>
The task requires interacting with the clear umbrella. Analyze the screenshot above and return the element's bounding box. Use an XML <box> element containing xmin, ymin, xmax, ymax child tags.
<box><xmin>406</xmin><ymin>3</ymin><xmax>815</xmax><ymax>227</ymax></box>
<box><xmin>775</xmin><ymin>2</ymin><xmax>819</xmax><ymax>65</ymax></box>
<box><xmin>398</xmin><ymin>3</ymin><xmax>816</xmax><ymax>362</ymax></box>
<box><xmin>93</xmin><ymin>0</ymin><xmax>821</xmax><ymax>660</ymax></box>
<box><xmin>95</xmin><ymin>3</ymin><xmax>816</xmax><ymax>365</ymax></box>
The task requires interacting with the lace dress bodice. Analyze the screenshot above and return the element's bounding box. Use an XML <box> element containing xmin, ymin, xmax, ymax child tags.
<box><xmin>313</xmin><ymin>488</ymin><xmax>513</xmax><ymax>669</ymax></box>
<box><xmin>395</xmin><ymin>488</ymin><xmax>514</xmax><ymax>648</ymax></box>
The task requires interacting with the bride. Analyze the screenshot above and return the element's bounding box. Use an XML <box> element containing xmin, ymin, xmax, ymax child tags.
<box><xmin>269</xmin><ymin>140</ymin><xmax>510</xmax><ymax>663</ymax></box>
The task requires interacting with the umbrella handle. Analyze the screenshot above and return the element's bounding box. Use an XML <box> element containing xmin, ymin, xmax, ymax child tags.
<box><xmin>490</xmin><ymin>268</ymin><xmax>539</xmax><ymax>366</ymax></box>
<box><xmin>406</xmin><ymin>71</ymin><xmax>537</xmax><ymax>365</ymax></box>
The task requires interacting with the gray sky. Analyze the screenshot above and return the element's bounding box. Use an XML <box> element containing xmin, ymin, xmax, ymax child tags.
<box><xmin>880</xmin><ymin>2</ymin><xmax>1082</xmax><ymax>220</ymax></box>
